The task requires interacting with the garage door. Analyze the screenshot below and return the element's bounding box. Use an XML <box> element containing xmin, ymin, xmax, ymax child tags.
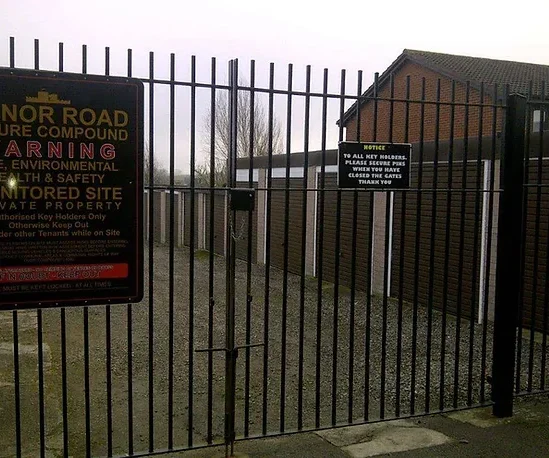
<box><xmin>183</xmin><ymin>190</ymin><xmax>200</xmax><ymax>248</ymax></box>
<box><xmin>316</xmin><ymin>173</ymin><xmax>373</xmax><ymax>291</ymax></box>
<box><xmin>270</xmin><ymin>178</ymin><xmax>305</xmax><ymax>274</ymax></box>
<box><xmin>391</xmin><ymin>162</ymin><xmax>484</xmax><ymax>318</ymax></box>
<box><xmin>522</xmin><ymin>158</ymin><xmax>549</xmax><ymax>331</ymax></box>
<box><xmin>205</xmin><ymin>190</ymin><xmax>226</xmax><ymax>256</ymax></box>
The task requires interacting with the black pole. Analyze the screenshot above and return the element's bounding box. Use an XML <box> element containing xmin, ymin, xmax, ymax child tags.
<box><xmin>492</xmin><ymin>93</ymin><xmax>527</xmax><ymax>417</ymax></box>
<box><xmin>224</xmin><ymin>59</ymin><xmax>238</xmax><ymax>456</ymax></box>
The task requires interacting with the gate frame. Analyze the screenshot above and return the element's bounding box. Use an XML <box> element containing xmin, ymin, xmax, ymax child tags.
<box><xmin>492</xmin><ymin>93</ymin><xmax>527</xmax><ymax>417</ymax></box>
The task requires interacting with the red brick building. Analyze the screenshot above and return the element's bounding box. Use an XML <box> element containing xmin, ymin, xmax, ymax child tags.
<box><xmin>339</xmin><ymin>49</ymin><xmax>549</xmax><ymax>330</ymax></box>
<box><xmin>150</xmin><ymin>50</ymin><xmax>549</xmax><ymax>330</ymax></box>
<box><xmin>340</xmin><ymin>49</ymin><xmax>549</xmax><ymax>143</ymax></box>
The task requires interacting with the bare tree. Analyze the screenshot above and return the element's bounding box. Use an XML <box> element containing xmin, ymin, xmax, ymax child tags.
<box><xmin>196</xmin><ymin>89</ymin><xmax>283</xmax><ymax>186</ymax></box>
<box><xmin>144</xmin><ymin>144</ymin><xmax>170</xmax><ymax>186</ymax></box>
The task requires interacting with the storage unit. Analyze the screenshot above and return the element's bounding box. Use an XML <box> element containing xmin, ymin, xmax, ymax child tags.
<box><xmin>316</xmin><ymin>173</ymin><xmax>373</xmax><ymax>291</ymax></box>
<box><xmin>391</xmin><ymin>162</ymin><xmax>484</xmax><ymax>318</ymax></box>
<box><xmin>269</xmin><ymin>178</ymin><xmax>305</xmax><ymax>274</ymax></box>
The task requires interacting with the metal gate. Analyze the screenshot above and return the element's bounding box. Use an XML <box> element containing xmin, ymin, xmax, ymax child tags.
<box><xmin>1</xmin><ymin>37</ymin><xmax>548</xmax><ymax>458</ymax></box>
<box><xmin>512</xmin><ymin>92</ymin><xmax>549</xmax><ymax>399</ymax></box>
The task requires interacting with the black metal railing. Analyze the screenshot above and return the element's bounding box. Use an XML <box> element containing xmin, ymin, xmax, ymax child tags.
<box><xmin>2</xmin><ymin>37</ymin><xmax>548</xmax><ymax>458</ymax></box>
<box><xmin>514</xmin><ymin>91</ymin><xmax>549</xmax><ymax>398</ymax></box>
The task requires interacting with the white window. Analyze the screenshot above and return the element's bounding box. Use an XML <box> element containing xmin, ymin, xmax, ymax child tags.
<box><xmin>532</xmin><ymin>108</ymin><xmax>549</xmax><ymax>132</ymax></box>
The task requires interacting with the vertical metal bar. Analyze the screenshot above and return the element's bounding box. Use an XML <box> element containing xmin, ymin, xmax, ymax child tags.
<box><xmin>33</xmin><ymin>37</ymin><xmax>47</xmax><ymax>458</ymax></box>
<box><xmin>480</xmin><ymin>83</ymin><xmax>499</xmax><ymax>403</ymax></box>
<box><xmin>105</xmin><ymin>44</ymin><xmax>110</xmax><ymax>74</ymax></box>
<box><xmin>147</xmin><ymin>50</ymin><xmax>156</xmax><ymax>454</ymax></box>
<box><xmin>105</xmin><ymin>306</ymin><xmax>112</xmax><ymax>455</ymax></box>
<box><xmin>543</xmin><ymin>228</ymin><xmax>549</xmax><ymax>389</ymax></box>
<box><xmin>372</xmin><ymin>73</ymin><xmax>379</xmax><ymax>141</ymax></box>
<box><xmin>225</xmin><ymin>59</ymin><xmax>233</xmax><ymax>458</ymax></box>
<box><xmin>540</xmin><ymin>84</ymin><xmax>549</xmax><ymax>391</ymax></box>
<box><xmin>167</xmin><ymin>52</ymin><xmax>176</xmax><ymax>450</ymax></box>
<box><xmin>57</xmin><ymin>42</ymin><xmax>69</xmax><ymax>458</ymax></box>
<box><xmin>468</xmin><ymin>82</ymin><xmax>485</xmax><ymax>405</ymax></box>
<box><xmin>492</xmin><ymin>93</ymin><xmax>527</xmax><ymax>417</ymax></box>
<box><xmin>453</xmin><ymin>82</ymin><xmax>471</xmax><ymax>408</ymax></box>
<box><xmin>80</xmin><ymin>45</ymin><xmax>92</xmax><ymax>458</ymax></box>
<box><xmin>104</xmin><ymin>62</ymin><xmax>114</xmax><ymax>458</ymax></box>
<box><xmin>188</xmin><ymin>54</ymin><xmax>197</xmax><ymax>448</ymax></box>
<box><xmin>104</xmin><ymin>46</ymin><xmax>114</xmax><ymax>458</ymax></box>
<box><xmin>58</xmin><ymin>42</ymin><xmax>63</xmax><ymax>72</ymax></box>
<box><xmin>330</xmin><ymin>68</ymin><xmax>346</xmax><ymax>426</ymax></box>
<box><xmin>380</xmin><ymin>74</ymin><xmax>394</xmax><ymax>419</ymax></box>
<box><xmin>262</xmin><ymin>62</ymin><xmax>275</xmax><ymax>436</ymax></box>
<box><xmin>298</xmin><ymin>65</ymin><xmax>312</xmax><ymax>431</ymax></box>
<box><xmin>364</xmin><ymin>74</ymin><xmax>379</xmax><ymax>421</ymax></box>
<box><xmin>84</xmin><ymin>309</ymin><xmax>91</xmax><ymax>457</ymax></box>
<box><xmin>12</xmin><ymin>308</ymin><xmax>21</xmax><ymax>458</ymax></box>
<box><xmin>61</xmin><ymin>306</ymin><xmax>69</xmax><ymax>458</ymax></box>
<box><xmin>104</xmin><ymin>45</ymin><xmax>113</xmax><ymax>456</ymax></box>
<box><xmin>395</xmin><ymin>75</ymin><xmax>411</xmax><ymax>417</ymax></box>
<box><xmin>528</xmin><ymin>82</ymin><xmax>546</xmax><ymax>391</ymax></box>
<box><xmin>126</xmin><ymin>48</ymin><xmax>134</xmax><ymax>457</ymax></box>
<box><xmin>439</xmin><ymin>80</ymin><xmax>456</xmax><ymax>410</ymax></box>
<box><xmin>37</xmin><ymin>310</ymin><xmax>46</xmax><ymax>458</ymax></box>
<box><xmin>315</xmin><ymin>68</ymin><xmax>329</xmax><ymax>428</ymax></box>
<box><xmin>515</xmin><ymin>82</ymin><xmax>533</xmax><ymax>394</ymax></box>
<box><xmin>207</xmin><ymin>57</ymin><xmax>216</xmax><ymax>444</ymax></box>
<box><xmin>243</xmin><ymin>59</ymin><xmax>255</xmax><ymax>438</ymax></box>
<box><xmin>279</xmin><ymin>63</ymin><xmax>293</xmax><ymax>433</ymax></box>
<box><xmin>410</xmin><ymin>77</ymin><xmax>426</xmax><ymax>415</ymax></box>
<box><xmin>34</xmin><ymin>37</ymin><xmax>40</xmax><ymax>68</ymax></box>
<box><xmin>127</xmin><ymin>308</ymin><xmax>134</xmax><ymax>455</ymax></box>
<box><xmin>225</xmin><ymin>59</ymin><xmax>238</xmax><ymax>457</ymax></box>
<box><xmin>425</xmin><ymin>79</ymin><xmax>441</xmax><ymax>412</ymax></box>
<box><xmin>81</xmin><ymin>44</ymin><xmax>87</xmax><ymax>73</ymax></box>
<box><xmin>9</xmin><ymin>36</ymin><xmax>14</xmax><ymax>67</ymax></box>
<box><xmin>348</xmin><ymin>70</ymin><xmax>362</xmax><ymax>423</ymax></box>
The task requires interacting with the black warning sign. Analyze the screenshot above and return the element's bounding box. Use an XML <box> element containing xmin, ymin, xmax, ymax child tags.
<box><xmin>0</xmin><ymin>68</ymin><xmax>144</xmax><ymax>309</ymax></box>
<box><xmin>338</xmin><ymin>142</ymin><xmax>411</xmax><ymax>189</ymax></box>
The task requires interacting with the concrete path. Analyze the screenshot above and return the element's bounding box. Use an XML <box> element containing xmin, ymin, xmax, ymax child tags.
<box><xmin>0</xmin><ymin>311</ymin><xmax>64</xmax><ymax>458</ymax></box>
<box><xmin>1</xmin><ymin>308</ymin><xmax>547</xmax><ymax>457</ymax></box>
<box><xmin>175</xmin><ymin>393</ymin><xmax>549</xmax><ymax>458</ymax></box>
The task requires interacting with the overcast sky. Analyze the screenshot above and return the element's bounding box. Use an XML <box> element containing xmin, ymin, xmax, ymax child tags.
<box><xmin>3</xmin><ymin>0</ymin><xmax>549</xmax><ymax>173</ymax></box>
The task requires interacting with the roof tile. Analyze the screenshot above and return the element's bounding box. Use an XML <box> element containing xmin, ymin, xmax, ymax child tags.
<box><xmin>404</xmin><ymin>49</ymin><xmax>549</xmax><ymax>95</ymax></box>
<box><xmin>341</xmin><ymin>49</ymin><xmax>549</xmax><ymax>125</ymax></box>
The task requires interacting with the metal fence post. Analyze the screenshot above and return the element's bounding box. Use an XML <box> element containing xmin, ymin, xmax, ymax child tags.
<box><xmin>492</xmin><ymin>93</ymin><xmax>527</xmax><ymax>417</ymax></box>
<box><xmin>224</xmin><ymin>58</ymin><xmax>238</xmax><ymax>457</ymax></box>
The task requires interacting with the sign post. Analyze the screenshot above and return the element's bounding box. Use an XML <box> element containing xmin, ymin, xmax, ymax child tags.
<box><xmin>338</xmin><ymin>141</ymin><xmax>411</xmax><ymax>189</ymax></box>
<box><xmin>0</xmin><ymin>69</ymin><xmax>144</xmax><ymax>309</ymax></box>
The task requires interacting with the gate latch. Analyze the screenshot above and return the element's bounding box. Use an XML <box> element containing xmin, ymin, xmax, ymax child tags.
<box><xmin>229</xmin><ymin>188</ymin><xmax>255</xmax><ymax>212</ymax></box>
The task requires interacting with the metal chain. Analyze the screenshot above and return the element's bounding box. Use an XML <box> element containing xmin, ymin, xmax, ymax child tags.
<box><xmin>229</xmin><ymin>212</ymin><xmax>249</xmax><ymax>241</ymax></box>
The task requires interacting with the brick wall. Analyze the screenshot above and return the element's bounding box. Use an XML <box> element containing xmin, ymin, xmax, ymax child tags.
<box><xmin>344</xmin><ymin>61</ymin><xmax>505</xmax><ymax>144</ymax></box>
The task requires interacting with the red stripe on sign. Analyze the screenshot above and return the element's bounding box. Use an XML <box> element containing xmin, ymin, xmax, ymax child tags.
<box><xmin>0</xmin><ymin>264</ymin><xmax>129</xmax><ymax>283</ymax></box>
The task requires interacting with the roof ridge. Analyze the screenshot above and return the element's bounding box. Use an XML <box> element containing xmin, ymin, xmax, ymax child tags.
<box><xmin>403</xmin><ymin>48</ymin><xmax>549</xmax><ymax>68</ymax></box>
<box><xmin>339</xmin><ymin>48</ymin><xmax>549</xmax><ymax>127</ymax></box>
